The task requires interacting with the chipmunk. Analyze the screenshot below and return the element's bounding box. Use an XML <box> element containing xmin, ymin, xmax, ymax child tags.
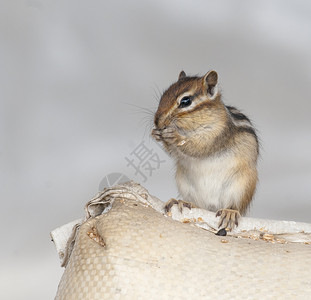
<box><xmin>151</xmin><ymin>70</ymin><xmax>259</xmax><ymax>230</ymax></box>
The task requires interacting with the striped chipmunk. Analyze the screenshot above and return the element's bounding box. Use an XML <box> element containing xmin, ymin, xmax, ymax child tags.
<box><xmin>151</xmin><ymin>70</ymin><xmax>259</xmax><ymax>231</ymax></box>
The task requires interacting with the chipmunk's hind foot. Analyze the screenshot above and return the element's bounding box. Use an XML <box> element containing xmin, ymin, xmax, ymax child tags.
<box><xmin>164</xmin><ymin>198</ymin><xmax>196</xmax><ymax>213</ymax></box>
<box><xmin>216</xmin><ymin>208</ymin><xmax>241</xmax><ymax>230</ymax></box>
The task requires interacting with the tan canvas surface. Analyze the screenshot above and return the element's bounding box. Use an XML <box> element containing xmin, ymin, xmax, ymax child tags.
<box><xmin>53</xmin><ymin>182</ymin><xmax>311</xmax><ymax>299</ymax></box>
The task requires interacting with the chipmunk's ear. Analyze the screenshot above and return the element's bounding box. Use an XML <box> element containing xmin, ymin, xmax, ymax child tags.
<box><xmin>203</xmin><ymin>71</ymin><xmax>219</xmax><ymax>99</ymax></box>
<box><xmin>178</xmin><ymin>71</ymin><xmax>186</xmax><ymax>80</ymax></box>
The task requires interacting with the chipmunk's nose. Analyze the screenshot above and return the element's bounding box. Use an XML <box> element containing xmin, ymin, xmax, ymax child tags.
<box><xmin>154</xmin><ymin>106</ymin><xmax>171</xmax><ymax>129</ymax></box>
<box><xmin>154</xmin><ymin>114</ymin><xmax>160</xmax><ymax>128</ymax></box>
<box><xmin>154</xmin><ymin>113</ymin><xmax>167</xmax><ymax>129</ymax></box>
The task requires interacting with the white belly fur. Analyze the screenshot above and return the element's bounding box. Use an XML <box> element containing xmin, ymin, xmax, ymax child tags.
<box><xmin>176</xmin><ymin>153</ymin><xmax>244</xmax><ymax>211</ymax></box>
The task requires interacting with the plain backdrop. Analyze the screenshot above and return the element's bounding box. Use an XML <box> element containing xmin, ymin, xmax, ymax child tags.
<box><xmin>1</xmin><ymin>1</ymin><xmax>310</xmax><ymax>299</ymax></box>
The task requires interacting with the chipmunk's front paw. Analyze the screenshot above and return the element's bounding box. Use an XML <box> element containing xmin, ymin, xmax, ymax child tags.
<box><xmin>151</xmin><ymin>128</ymin><xmax>163</xmax><ymax>141</ymax></box>
<box><xmin>164</xmin><ymin>198</ymin><xmax>196</xmax><ymax>213</ymax></box>
<box><xmin>216</xmin><ymin>209</ymin><xmax>241</xmax><ymax>230</ymax></box>
<box><xmin>160</xmin><ymin>127</ymin><xmax>179</xmax><ymax>144</ymax></box>
<box><xmin>152</xmin><ymin>127</ymin><xmax>184</xmax><ymax>145</ymax></box>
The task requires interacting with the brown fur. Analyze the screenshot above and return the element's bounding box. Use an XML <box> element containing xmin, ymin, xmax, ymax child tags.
<box><xmin>152</xmin><ymin>71</ymin><xmax>259</xmax><ymax>227</ymax></box>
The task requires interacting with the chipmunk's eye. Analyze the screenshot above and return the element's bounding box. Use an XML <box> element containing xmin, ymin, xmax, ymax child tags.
<box><xmin>179</xmin><ymin>96</ymin><xmax>192</xmax><ymax>108</ymax></box>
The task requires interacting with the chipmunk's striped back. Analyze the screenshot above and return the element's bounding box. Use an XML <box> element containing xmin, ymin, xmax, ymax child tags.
<box><xmin>226</xmin><ymin>105</ymin><xmax>259</xmax><ymax>154</ymax></box>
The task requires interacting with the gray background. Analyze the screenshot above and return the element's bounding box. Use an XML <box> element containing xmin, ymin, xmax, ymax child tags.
<box><xmin>1</xmin><ymin>1</ymin><xmax>310</xmax><ymax>299</ymax></box>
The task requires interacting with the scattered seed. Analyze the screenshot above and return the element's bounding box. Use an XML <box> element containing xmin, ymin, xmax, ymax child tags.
<box><xmin>216</xmin><ymin>228</ymin><xmax>227</xmax><ymax>236</ymax></box>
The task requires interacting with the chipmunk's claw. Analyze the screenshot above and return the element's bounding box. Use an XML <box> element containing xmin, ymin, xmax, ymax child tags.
<box><xmin>216</xmin><ymin>208</ymin><xmax>241</xmax><ymax>230</ymax></box>
<box><xmin>152</xmin><ymin>127</ymin><xmax>182</xmax><ymax>145</ymax></box>
<box><xmin>151</xmin><ymin>128</ymin><xmax>163</xmax><ymax>141</ymax></box>
<box><xmin>160</xmin><ymin>127</ymin><xmax>177</xmax><ymax>143</ymax></box>
<box><xmin>164</xmin><ymin>198</ymin><xmax>196</xmax><ymax>213</ymax></box>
